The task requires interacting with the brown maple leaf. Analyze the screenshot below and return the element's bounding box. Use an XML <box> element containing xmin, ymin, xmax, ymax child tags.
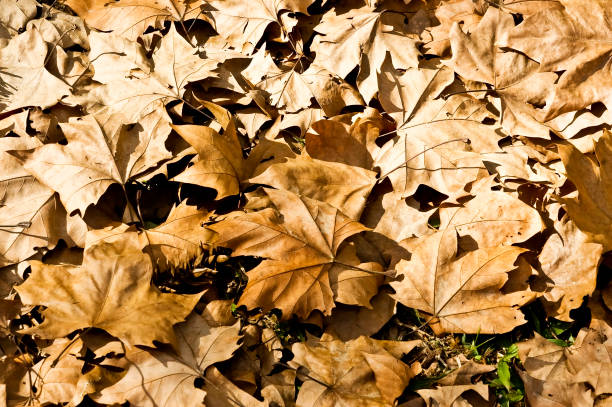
<box><xmin>291</xmin><ymin>334</ymin><xmax>420</xmax><ymax>406</ymax></box>
<box><xmin>518</xmin><ymin>324</ymin><xmax>612</xmax><ymax>407</ymax></box>
<box><xmin>73</xmin><ymin>24</ymin><xmax>220</xmax><ymax>123</ymax></box>
<box><xmin>416</xmin><ymin>360</ymin><xmax>493</xmax><ymax>407</ymax></box>
<box><xmin>86</xmin><ymin>200</ymin><xmax>216</xmax><ymax>269</ymax></box>
<box><xmin>391</xmin><ymin>230</ymin><xmax>536</xmax><ymax>334</ymax></box>
<box><xmin>0</xmin><ymin>136</ymin><xmax>80</xmax><ymax>267</ymax></box>
<box><xmin>209</xmin><ymin>188</ymin><xmax>379</xmax><ymax>319</ymax></box>
<box><xmin>0</xmin><ymin>27</ymin><xmax>71</xmax><ymax>112</ymax></box>
<box><xmin>439</xmin><ymin>189</ymin><xmax>544</xmax><ymax>250</ymax></box>
<box><xmin>65</xmin><ymin>0</ymin><xmax>206</xmax><ymax>41</ymax></box>
<box><xmin>249</xmin><ymin>155</ymin><xmax>377</xmax><ymax>220</ymax></box>
<box><xmin>446</xmin><ymin>6</ymin><xmax>559</xmax><ymax>139</ymax></box>
<box><xmin>205</xmin><ymin>0</ymin><xmax>314</xmax><ymax>54</ymax></box>
<box><xmin>558</xmin><ymin>129</ymin><xmax>612</xmax><ymax>251</ymax></box>
<box><xmin>539</xmin><ymin>212</ymin><xmax>602</xmax><ymax>321</ymax></box>
<box><xmin>11</xmin><ymin>111</ymin><xmax>172</xmax><ymax>218</ymax></box>
<box><xmin>95</xmin><ymin>314</ymin><xmax>241</xmax><ymax>407</ymax></box>
<box><xmin>311</xmin><ymin>2</ymin><xmax>424</xmax><ymax>101</ymax></box>
<box><xmin>500</xmin><ymin>0</ymin><xmax>612</xmax><ymax>119</ymax></box>
<box><xmin>15</xmin><ymin>238</ymin><xmax>202</xmax><ymax>347</ymax></box>
<box><xmin>171</xmin><ymin>102</ymin><xmax>247</xmax><ymax>199</ymax></box>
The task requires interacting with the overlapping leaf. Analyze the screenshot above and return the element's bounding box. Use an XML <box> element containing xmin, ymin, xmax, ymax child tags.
<box><xmin>16</xmin><ymin>238</ymin><xmax>202</xmax><ymax>347</ymax></box>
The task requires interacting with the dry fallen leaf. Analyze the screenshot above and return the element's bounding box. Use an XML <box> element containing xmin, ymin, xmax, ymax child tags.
<box><xmin>291</xmin><ymin>335</ymin><xmax>421</xmax><ymax>407</ymax></box>
<box><xmin>210</xmin><ymin>188</ymin><xmax>373</xmax><ymax>319</ymax></box>
<box><xmin>0</xmin><ymin>136</ymin><xmax>77</xmax><ymax>266</ymax></box>
<box><xmin>171</xmin><ymin>102</ymin><xmax>247</xmax><ymax>199</ymax></box>
<box><xmin>311</xmin><ymin>2</ymin><xmax>423</xmax><ymax>101</ymax></box>
<box><xmin>391</xmin><ymin>230</ymin><xmax>535</xmax><ymax>334</ymax></box>
<box><xmin>539</xmin><ymin>213</ymin><xmax>602</xmax><ymax>320</ymax></box>
<box><xmin>558</xmin><ymin>129</ymin><xmax>612</xmax><ymax>250</ymax></box>
<box><xmin>439</xmin><ymin>189</ymin><xmax>544</xmax><ymax>250</ymax></box>
<box><xmin>11</xmin><ymin>111</ymin><xmax>172</xmax><ymax>218</ymax></box>
<box><xmin>416</xmin><ymin>360</ymin><xmax>493</xmax><ymax>407</ymax></box>
<box><xmin>96</xmin><ymin>314</ymin><xmax>241</xmax><ymax>407</ymax></box>
<box><xmin>0</xmin><ymin>26</ymin><xmax>71</xmax><ymax>112</ymax></box>
<box><xmin>86</xmin><ymin>200</ymin><xmax>216</xmax><ymax>269</ymax></box>
<box><xmin>249</xmin><ymin>155</ymin><xmax>377</xmax><ymax>219</ymax></box>
<box><xmin>65</xmin><ymin>0</ymin><xmax>206</xmax><ymax>41</ymax></box>
<box><xmin>205</xmin><ymin>0</ymin><xmax>314</xmax><ymax>53</ymax></box>
<box><xmin>500</xmin><ymin>0</ymin><xmax>612</xmax><ymax>119</ymax></box>
<box><xmin>16</xmin><ymin>238</ymin><xmax>202</xmax><ymax>347</ymax></box>
<box><xmin>77</xmin><ymin>24</ymin><xmax>220</xmax><ymax>122</ymax></box>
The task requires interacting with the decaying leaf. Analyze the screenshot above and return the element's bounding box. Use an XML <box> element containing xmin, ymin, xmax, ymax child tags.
<box><xmin>96</xmin><ymin>314</ymin><xmax>241</xmax><ymax>407</ymax></box>
<box><xmin>439</xmin><ymin>190</ymin><xmax>544</xmax><ymax>250</ymax></box>
<box><xmin>0</xmin><ymin>26</ymin><xmax>71</xmax><ymax>112</ymax></box>
<box><xmin>65</xmin><ymin>0</ymin><xmax>206</xmax><ymax>41</ymax></box>
<box><xmin>16</xmin><ymin>238</ymin><xmax>201</xmax><ymax>347</ymax></box>
<box><xmin>249</xmin><ymin>155</ymin><xmax>377</xmax><ymax>219</ymax></box>
<box><xmin>558</xmin><ymin>129</ymin><xmax>612</xmax><ymax>250</ymax></box>
<box><xmin>291</xmin><ymin>335</ymin><xmax>421</xmax><ymax>406</ymax></box>
<box><xmin>0</xmin><ymin>136</ymin><xmax>78</xmax><ymax>266</ymax></box>
<box><xmin>210</xmin><ymin>188</ymin><xmax>374</xmax><ymax>319</ymax></box>
<box><xmin>391</xmin><ymin>230</ymin><xmax>535</xmax><ymax>334</ymax></box>
<box><xmin>205</xmin><ymin>0</ymin><xmax>314</xmax><ymax>53</ymax></box>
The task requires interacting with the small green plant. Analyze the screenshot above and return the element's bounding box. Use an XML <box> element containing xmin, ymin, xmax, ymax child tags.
<box><xmin>524</xmin><ymin>304</ymin><xmax>576</xmax><ymax>347</ymax></box>
<box><xmin>488</xmin><ymin>344</ymin><xmax>525</xmax><ymax>407</ymax></box>
<box><xmin>461</xmin><ymin>331</ymin><xmax>495</xmax><ymax>362</ymax></box>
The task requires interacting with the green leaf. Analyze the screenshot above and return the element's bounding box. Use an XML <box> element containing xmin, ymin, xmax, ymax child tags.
<box><xmin>497</xmin><ymin>360</ymin><xmax>512</xmax><ymax>391</ymax></box>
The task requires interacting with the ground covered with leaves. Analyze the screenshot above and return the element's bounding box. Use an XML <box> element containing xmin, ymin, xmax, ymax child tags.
<box><xmin>1</xmin><ymin>0</ymin><xmax>612</xmax><ymax>405</ymax></box>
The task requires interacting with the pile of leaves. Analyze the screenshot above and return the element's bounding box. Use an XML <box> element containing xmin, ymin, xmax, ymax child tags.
<box><xmin>1</xmin><ymin>0</ymin><xmax>612</xmax><ymax>405</ymax></box>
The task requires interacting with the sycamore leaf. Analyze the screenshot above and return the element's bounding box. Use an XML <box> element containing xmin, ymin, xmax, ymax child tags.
<box><xmin>171</xmin><ymin>102</ymin><xmax>246</xmax><ymax>199</ymax></box>
<box><xmin>500</xmin><ymin>0</ymin><xmax>612</xmax><ymax>119</ymax></box>
<box><xmin>0</xmin><ymin>137</ymin><xmax>75</xmax><ymax>267</ymax></box>
<box><xmin>0</xmin><ymin>0</ymin><xmax>37</xmax><ymax>40</ymax></box>
<box><xmin>249</xmin><ymin>155</ymin><xmax>377</xmax><ymax>220</ymax></box>
<box><xmin>446</xmin><ymin>7</ymin><xmax>524</xmax><ymax>89</ymax></box>
<box><xmin>141</xmin><ymin>201</ymin><xmax>217</xmax><ymax>268</ymax></box>
<box><xmin>243</xmin><ymin>47</ymin><xmax>363</xmax><ymax>114</ymax></box>
<box><xmin>377</xmin><ymin>56</ymin><xmax>455</xmax><ymax>127</ymax></box>
<box><xmin>96</xmin><ymin>314</ymin><xmax>241</xmax><ymax>407</ymax></box>
<box><xmin>446</xmin><ymin>6</ymin><xmax>559</xmax><ymax>139</ymax></box>
<box><xmin>77</xmin><ymin>24</ymin><xmax>220</xmax><ymax>122</ymax></box>
<box><xmin>205</xmin><ymin>0</ymin><xmax>314</xmax><ymax>54</ymax></box>
<box><xmin>558</xmin><ymin>129</ymin><xmax>612</xmax><ymax>251</ymax></box>
<box><xmin>539</xmin><ymin>215</ymin><xmax>602</xmax><ymax>321</ymax></box>
<box><xmin>204</xmin><ymin>367</ymin><xmax>268</xmax><ymax>407</ymax></box>
<box><xmin>417</xmin><ymin>360</ymin><xmax>492</xmax><ymax>407</ymax></box>
<box><xmin>391</xmin><ymin>230</ymin><xmax>535</xmax><ymax>334</ymax></box>
<box><xmin>86</xmin><ymin>201</ymin><xmax>216</xmax><ymax>269</ymax></box>
<box><xmin>518</xmin><ymin>326</ymin><xmax>612</xmax><ymax>406</ymax></box>
<box><xmin>12</xmin><ymin>110</ymin><xmax>172</xmax><ymax>216</ymax></box>
<box><xmin>361</xmin><ymin>189</ymin><xmax>435</xmax><ymax>242</ymax></box>
<box><xmin>291</xmin><ymin>335</ymin><xmax>420</xmax><ymax>407</ymax></box>
<box><xmin>210</xmin><ymin>188</ymin><xmax>373</xmax><ymax>319</ymax></box>
<box><xmin>311</xmin><ymin>2</ymin><xmax>422</xmax><ymax>101</ymax></box>
<box><xmin>15</xmin><ymin>238</ymin><xmax>202</xmax><ymax>347</ymax></box>
<box><xmin>306</xmin><ymin>107</ymin><xmax>387</xmax><ymax>169</ymax></box>
<box><xmin>242</xmin><ymin>46</ymin><xmax>314</xmax><ymax>113</ymax></box>
<box><xmin>87</xmin><ymin>31</ymin><xmax>150</xmax><ymax>85</ymax></box>
<box><xmin>17</xmin><ymin>338</ymin><xmax>89</xmax><ymax>406</ymax></box>
<box><xmin>27</xmin><ymin>6</ymin><xmax>89</xmax><ymax>49</ymax></box>
<box><xmin>326</xmin><ymin>290</ymin><xmax>396</xmax><ymax>341</ymax></box>
<box><xmin>0</xmin><ymin>26</ymin><xmax>71</xmax><ymax>112</ymax></box>
<box><xmin>439</xmin><ymin>190</ymin><xmax>544</xmax><ymax>250</ymax></box>
<box><xmin>65</xmin><ymin>0</ymin><xmax>206</xmax><ymax>41</ymax></box>
<box><xmin>374</xmin><ymin>122</ymin><xmax>491</xmax><ymax>201</ymax></box>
